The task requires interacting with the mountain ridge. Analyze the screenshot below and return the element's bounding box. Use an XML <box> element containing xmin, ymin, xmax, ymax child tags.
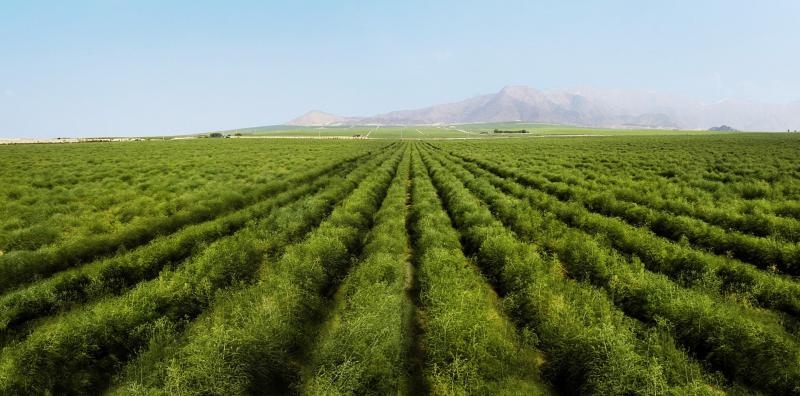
<box><xmin>286</xmin><ymin>86</ymin><xmax>800</xmax><ymax>131</ymax></box>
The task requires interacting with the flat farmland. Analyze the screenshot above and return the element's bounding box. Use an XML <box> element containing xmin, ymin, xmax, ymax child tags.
<box><xmin>231</xmin><ymin>125</ymin><xmax>480</xmax><ymax>139</ymax></box>
<box><xmin>226</xmin><ymin>123</ymin><xmax>726</xmax><ymax>139</ymax></box>
<box><xmin>1</xmin><ymin>134</ymin><xmax>799</xmax><ymax>395</ymax></box>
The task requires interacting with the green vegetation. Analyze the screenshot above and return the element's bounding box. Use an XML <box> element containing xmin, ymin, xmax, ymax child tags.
<box><xmin>409</xmin><ymin>147</ymin><xmax>548</xmax><ymax>394</ymax></box>
<box><xmin>301</xmin><ymin>149</ymin><xmax>413</xmax><ymax>394</ymax></box>
<box><xmin>1</xmin><ymin>133</ymin><xmax>799</xmax><ymax>394</ymax></box>
<box><xmin>217</xmin><ymin>122</ymin><xmax>725</xmax><ymax>138</ymax></box>
<box><xmin>417</xmin><ymin>145</ymin><xmax>725</xmax><ymax>394</ymax></box>
<box><xmin>422</xmin><ymin>144</ymin><xmax>799</xmax><ymax>394</ymax></box>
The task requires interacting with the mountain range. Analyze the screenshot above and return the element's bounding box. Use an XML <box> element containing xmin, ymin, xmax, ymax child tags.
<box><xmin>287</xmin><ymin>86</ymin><xmax>800</xmax><ymax>131</ymax></box>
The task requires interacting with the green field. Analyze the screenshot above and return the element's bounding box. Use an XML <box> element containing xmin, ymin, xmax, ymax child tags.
<box><xmin>222</xmin><ymin>125</ymin><xmax>477</xmax><ymax>139</ymax></box>
<box><xmin>1</xmin><ymin>134</ymin><xmax>800</xmax><ymax>394</ymax></box>
<box><xmin>216</xmin><ymin>122</ymin><xmax>724</xmax><ymax>139</ymax></box>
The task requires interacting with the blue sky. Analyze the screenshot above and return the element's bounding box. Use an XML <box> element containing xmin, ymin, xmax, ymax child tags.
<box><xmin>1</xmin><ymin>1</ymin><xmax>798</xmax><ymax>137</ymax></box>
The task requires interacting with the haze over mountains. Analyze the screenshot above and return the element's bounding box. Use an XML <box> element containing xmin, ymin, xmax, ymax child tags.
<box><xmin>287</xmin><ymin>86</ymin><xmax>800</xmax><ymax>131</ymax></box>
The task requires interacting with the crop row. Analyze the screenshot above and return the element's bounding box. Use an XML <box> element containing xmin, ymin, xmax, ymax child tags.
<box><xmin>431</xmin><ymin>145</ymin><xmax>800</xmax><ymax>320</ymax></box>
<box><xmin>424</xmin><ymin>145</ymin><xmax>800</xmax><ymax>394</ymax></box>
<box><xmin>0</xmin><ymin>146</ymin><xmax>397</xmax><ymax>344</ymax></box>
<box><xmin>0</xmin><ymin>146</ymin><xmax>404</xmax><ymax>394</ymax></box>
<box><xmin>0</xmin><ymin>144</ymin><xmax>390</xmax><ymax>293</ymax></box>
<box><xmin>469</xmin><ymin>144</ymin><xmax>800</xmax><ymax>242</ymax></box>
<box><xmin>444</xmin><ymin>136</ymin><xmax>800</xmax><ymax>220</ymax></box>
<box><xmin>0</xmin><ymin>140</ymin><xmax>383</xmax><ymax>252</ymax></box>
<box><xmin>301</xmin><ymin>148</ymin><xmax>414</xmax><ymax>394</ymax></box>
<box><xmin>541</xmin><ymin>161</ymin><xmax>800</xmax><ymax>242</ymax></box>
<box><xmin>446</xmin><ymin>148</ymin><xmax>800</xmax><ymax>276</ymax></box>
<box><xmin>111</xmin><ymin>146</ymin><xmax>404</xmax><ymax>394</ymax></box>
<box><xmin>408</xmin><ymin>147</ymin><xmax>548</xmax><ymax>394</ymax></box>
<box><xmin>416</xmin><ymin>145</ymin><xmax>724</xmax><ymax>394</ymax></box>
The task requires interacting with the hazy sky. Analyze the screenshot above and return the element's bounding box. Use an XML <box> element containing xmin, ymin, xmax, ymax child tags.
<box><xmin>1</xmin><ymin>1</ymin><xmax>798</xmax><ymax>137</ymax></box>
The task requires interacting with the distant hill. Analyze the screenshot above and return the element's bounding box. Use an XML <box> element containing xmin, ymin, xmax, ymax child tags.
<box><xmin>708</xmin><ymin>125</ymin><xmax>739</xmax><ymax>132</ymax></box>
<box><xmin>286</xmin><ymin>110</ymin><xmax>352</xmax><ymax>126</ymax></box>
<box><xmin>286</xmin><ymin>86</ymin><xmax>800</xmax><ymax>131</ymax></box>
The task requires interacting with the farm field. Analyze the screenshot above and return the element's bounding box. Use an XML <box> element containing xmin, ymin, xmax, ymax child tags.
<box><xmin>1</xmin><ymin>134</ymin><xmax>800</xmax><ymax>394</ymax></box>
<box><xmin>218</xmin><ymin>122</ymin><xmax>724</xmax><ymax>139</ymax></box>
<box><xmin>224</xmin><ymin>125</ymin><xmax>479</xmax><ymax>139</ymax></box>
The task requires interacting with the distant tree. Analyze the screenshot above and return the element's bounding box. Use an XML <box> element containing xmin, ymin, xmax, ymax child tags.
<box><xmin>209</xmin><ymin>132</ymin><xmax>223</xmax><ymax>138</ymax></box>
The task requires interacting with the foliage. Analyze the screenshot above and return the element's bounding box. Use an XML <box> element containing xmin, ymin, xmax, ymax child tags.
<box><xmin>2</xmin><ymin>134</ymin><xmax>800</xmax><ymax>394</ymax></box>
